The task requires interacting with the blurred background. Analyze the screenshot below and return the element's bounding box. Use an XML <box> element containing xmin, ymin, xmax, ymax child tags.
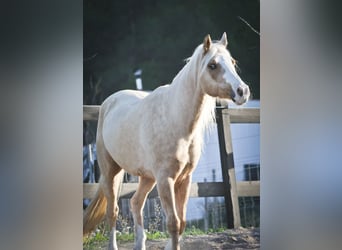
<box><xmin>83</xmin><ymin>0</ymin><xmax>260</xmax><ymax>106</ymax></box>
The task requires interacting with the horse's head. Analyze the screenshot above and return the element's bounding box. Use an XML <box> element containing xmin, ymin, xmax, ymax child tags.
<box><xmin>198</xmin><ymin>32</ymin><xmax>250</xmax><ymax>105</ymax></box>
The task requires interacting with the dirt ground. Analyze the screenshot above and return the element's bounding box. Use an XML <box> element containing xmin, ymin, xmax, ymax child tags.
<box><xmin>115</xmin><ymin>227</ymin><xmax>259</xmax><ymax>250</ymax></box>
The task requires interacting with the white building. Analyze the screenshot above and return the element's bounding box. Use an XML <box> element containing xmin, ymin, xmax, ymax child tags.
<box><xmin>187</xmin><ymin>100</ymin><xmax>260</xmax><ymax>221</ymax></box>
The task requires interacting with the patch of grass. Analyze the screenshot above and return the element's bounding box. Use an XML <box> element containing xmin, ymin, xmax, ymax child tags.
<box><xmin>184</xmin><ymin>226</ymin><xmax>228</xmax><ymax>237</ymax></box>
<box><xmin>207</xmin><ymin>227</ymin><xmax>226</xmax><ymax>233</ymax></box>
<box><xmin>116</xmin><ymin>230</ymin><xmax>168</xmax><ymax>242</ymax></box>
<box><xmin>184</xmin><ymin>226</ymin><xmax>205</xmax><ymax>236</ymax></box>
<box><xmin>146</xmin><ymin>230</ymin><xmax>168</xmax><ymax>240</ymax></box>
<box><xmin>83</xmin><ymin>231</ymin><xmax>109</xmax><ymax>250</ymax></box>
<box><xmin>116</xmin><ymin>232</ymin><xmax>135</xmax><ymax>242</ymax></box>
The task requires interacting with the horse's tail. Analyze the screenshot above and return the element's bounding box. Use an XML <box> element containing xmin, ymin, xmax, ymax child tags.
<box><xmin>83</xmin><ymin>179</ymin><xmax>107</xmax><ymax>236</ymax></box>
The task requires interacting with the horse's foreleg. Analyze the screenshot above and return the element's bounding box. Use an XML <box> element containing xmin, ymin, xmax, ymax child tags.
<box><xmin>131</xmin><ymin>176</ymin><xmax>156</xmax><ymax>250</ymax></box>
<box><xmin>175</xmin><ymin>174</ymin><xmax>192</xmax><ymax>235</ymax></box>
<box><xmin>157</xmin><ymin>177</ymin><xmax>180</xmax><ymax>250</ymax></box>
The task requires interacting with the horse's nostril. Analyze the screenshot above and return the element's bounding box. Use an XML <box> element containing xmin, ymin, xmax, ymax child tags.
<box><xmin>244</xmin><ymin>86</ymin><xmax>250</xmax><ymax>95</ymax></box>
<box><xmin>237</xmin><ymin>87</ymin><xmax>243</xmax><ymax>97</ymax></box>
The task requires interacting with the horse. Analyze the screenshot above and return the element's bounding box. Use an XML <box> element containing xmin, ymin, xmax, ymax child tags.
<box><xmin>83</xmin><ymin>32</ymin><xmax>250</xmax><ymax>250</ymax></box>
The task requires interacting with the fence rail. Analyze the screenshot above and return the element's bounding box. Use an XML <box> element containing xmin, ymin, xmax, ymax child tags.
<box><xmin>83</xmin><ymin>181</ymin><xmax>260</xmax><ymax>200</ymax></box>
<box><xmin>83</xmin><ymin>105</ymin><xmax>260</xmax><ymax>123</ymax></box>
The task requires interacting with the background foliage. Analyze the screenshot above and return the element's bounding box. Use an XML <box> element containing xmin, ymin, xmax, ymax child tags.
<box><xmin>84</xmin><ymin>0</ymin><xmax>259</xmax><ymax>104</ymax></box>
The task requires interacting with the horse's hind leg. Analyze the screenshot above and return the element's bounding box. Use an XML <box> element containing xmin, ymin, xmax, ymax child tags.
<box><xmin>130</xmin><ymin>176</ymin><xmax>156</xmax><ymax>250</ymax></box>
<box><xmin>105</xmin><ymin>168</ymin><xmax>124</xmax><ymax>250</ymax></box>
<box><xmin>97</xmin><ymin>143</ymin><xmax>123</xmax><ymax>250</ymax></box>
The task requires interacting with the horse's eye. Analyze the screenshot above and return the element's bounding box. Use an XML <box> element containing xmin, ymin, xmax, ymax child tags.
<box><xmin>208</xmin><ymin>63</ymin><xmax>217</xmax><ymax>70</ymax></box>
<box><xmin>231</xmin><ymin>58</ymin><xmax>236</xmax><ymax>65</ymax></box>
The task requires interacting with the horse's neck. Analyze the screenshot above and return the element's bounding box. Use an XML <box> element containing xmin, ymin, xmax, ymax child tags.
<box><xmin>168</xmin><ymin>61</ymin><xmax>215</xmax><ymax>139</ymax></box>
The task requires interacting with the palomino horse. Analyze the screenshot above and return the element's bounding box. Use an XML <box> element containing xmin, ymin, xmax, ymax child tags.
<box><xmin>83</xmin><ymin>33</ymin><xmax>250</xmax><ymax>250</ymax></box>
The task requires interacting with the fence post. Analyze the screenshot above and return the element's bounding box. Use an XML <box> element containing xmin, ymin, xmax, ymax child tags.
<box><xmin>204</xmin><ymin>178</ymin><xmax>209</xmax><ymax>232</ymax></box>
<box><xmin>216</xmin><ymin>101</ymin><xmax>241</xmax><ymax>229</ymax></box>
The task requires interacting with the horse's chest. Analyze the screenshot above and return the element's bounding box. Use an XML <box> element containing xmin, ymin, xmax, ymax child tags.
<box><xmin>172</xmin><ymin>138</ymin><xmax>200</xmax><ymax>167</ymax></box>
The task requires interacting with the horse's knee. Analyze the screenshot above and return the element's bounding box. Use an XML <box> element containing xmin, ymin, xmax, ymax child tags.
<box><xmin>167</xmin><ymin>215</ymin><xmax>180</xmax><ymax>235</ymax></box>
<box><xmin>131</xmin><ymin>196</ymin><xmax>143</xmax><ymax>224</ymax></box>
<box><xmin>179</xmin><ymin>219</ymin><xmax>186</xmax><ymax>235</ymax></box>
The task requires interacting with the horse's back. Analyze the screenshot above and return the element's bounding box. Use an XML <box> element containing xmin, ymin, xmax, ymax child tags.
<box><xmin>102</xmin><ymin>90</ymin><xmax>149</xmax><ymax>114</ymax></box>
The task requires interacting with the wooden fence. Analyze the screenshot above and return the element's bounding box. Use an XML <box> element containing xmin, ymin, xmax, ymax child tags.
<box><xmin>83</xmin><ymin>103</ymin><xmax>260</xmax><ymax>229</ymax></box>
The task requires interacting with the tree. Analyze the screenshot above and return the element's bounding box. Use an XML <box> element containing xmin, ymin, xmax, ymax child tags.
<box><xmin>84</xmin><ymin>0</ymin><xmax>260</xmax><ymax>104</ymax></box>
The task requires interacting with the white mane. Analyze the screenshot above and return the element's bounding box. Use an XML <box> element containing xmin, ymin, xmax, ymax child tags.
<box><xmin>171</xmin><ymin>43</ymin><xmax>219</xmax><ymax>149</ymax></box>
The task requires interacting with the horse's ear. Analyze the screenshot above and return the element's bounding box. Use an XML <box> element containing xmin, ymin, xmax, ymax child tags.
<box><xmin>203</xmin><ymin>34</ymin><xmax>212</xmax><ymax>53</ymax></box>
<box><xmin>220</xmin><ymin>32</ymin><xmax>228</xmax><ymax>47</ymax></box>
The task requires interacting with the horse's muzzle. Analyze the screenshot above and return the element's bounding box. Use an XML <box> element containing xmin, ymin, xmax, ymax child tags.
<box><xmin>233</xmin><ymin>85</ymin><xmax>250</xmax><ymax>105</ymax></box>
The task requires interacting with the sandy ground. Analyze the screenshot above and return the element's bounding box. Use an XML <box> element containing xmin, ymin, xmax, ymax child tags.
<box><xmin>86</xmin><ymin>227</ymin><xmax>260</xmax><ymax>250</ymax></box>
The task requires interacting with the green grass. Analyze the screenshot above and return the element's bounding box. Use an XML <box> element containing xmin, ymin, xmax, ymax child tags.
<box><xmin>183</xmin><ymin>226</ymin><xmax>205</xmax><ymax>236</ymax></box>
<box><xmin>117</xmin><ymin>230</ymin><xmax>168</xmax><ymax>242</ymax></box>
<box><xmin>116</xmin><ymin>232</ymin><xmax>134</xmax><ymax>242</ymax></box>
<box><xmin>84</xmin><ymin>225</ymin><xmax>228</xmax><ymax>249</ymax></box>
<box><xmin>84</xmin><ymin>229</ymin><xmax>168</xmax><ymax>247</ymax></box>
<box><xmin>146</xmin><ymin>231</ymin><xmax>168</xmax><ymax>240</ymax></box>
<box><xmin>83</xmin><ymin>231</ymin><xmax>109</xmax><ymax>250</ymax></box>
<box><xmin>207</xmin><ymin>227</ymin><xmax>226</xmax><ymax>233</ymax></box>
